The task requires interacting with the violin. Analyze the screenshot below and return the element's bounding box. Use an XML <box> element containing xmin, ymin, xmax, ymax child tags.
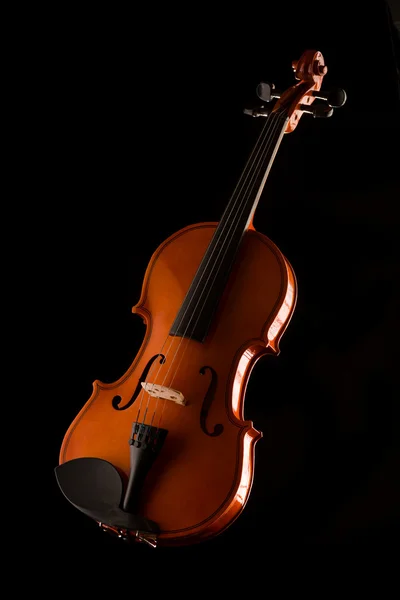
<box><xmin>55</xmin><ymin>50</ymin><xmax>346</xmax><ymax>548</ymax></box>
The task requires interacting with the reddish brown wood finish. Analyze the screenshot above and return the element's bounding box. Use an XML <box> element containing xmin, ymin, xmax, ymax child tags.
<box><xmin>274</xmin><ymin>49</ymin><xmax>328</xmax><ymax>133</ymax></box>
<box><xmin>60</xmin><ymin>222</ymin><xmax>297</xmax><ymax>546</ymax></box>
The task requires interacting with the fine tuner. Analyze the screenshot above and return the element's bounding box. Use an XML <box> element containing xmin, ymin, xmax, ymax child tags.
<box><xmin>244</xmin><ymin>80</ymin><xmax>347</xmax><ymax>119</ymax></box>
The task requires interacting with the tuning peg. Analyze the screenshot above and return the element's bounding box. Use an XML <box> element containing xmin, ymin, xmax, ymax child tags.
<box><xmin>256</xmin><ymin>82</ymin><xmax>281</xmax><ymax>103</ymax></box>
<box><xmin>299</xmin><ymin>103</ymin><xmax>334</xmax><ymax>118</ymax></box>
<box><xmin>311</xmin><ymin>87</ymin><xmax>347</xmax><ymax>108</ymax></box>
<box><xmin>243</xmin><ymin>105</ymin><xmax>272</xmax><ymax>118</ymax></box>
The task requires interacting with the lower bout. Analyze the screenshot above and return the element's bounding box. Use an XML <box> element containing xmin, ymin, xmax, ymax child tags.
<box><xmin>137</xmin><ymin>425</ymin><xmax>262</xmax><ymax>547</ymax></box>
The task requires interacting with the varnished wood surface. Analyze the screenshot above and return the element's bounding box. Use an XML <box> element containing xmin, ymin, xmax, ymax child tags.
<box><xmin>60</xmin><ymin>223</ymin><xmax>296</xmax><ymax>545</ymax></box>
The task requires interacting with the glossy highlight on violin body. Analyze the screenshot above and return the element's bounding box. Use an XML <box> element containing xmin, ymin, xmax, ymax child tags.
<box><xmin>55</xmin><ymin>50</ymin><xmax>346</xmax><ymax>548</ymax></box>
<box><xmin>59</xmin><ymin>223</ymin><xmax>296</xmax><ymax>546</ymax></box>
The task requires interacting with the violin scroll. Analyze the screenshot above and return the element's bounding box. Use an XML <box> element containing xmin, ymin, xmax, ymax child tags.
<box><xmin>244</xmin><ymin>49</ymin><xmax>346</xmax><ymax>132</ymax></box>
<box><xmin>291</xmin><ymin>49</ymin><xmax>328</xmax><ymax>82</ymax></box>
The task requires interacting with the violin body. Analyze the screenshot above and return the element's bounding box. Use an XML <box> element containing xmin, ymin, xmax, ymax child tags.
<box><xmin>59</xmin><ymin>221</ymin><xmax>296</xmax><ymax>546</ymax></box>
<box><xmin>56</xmin><ymin>50</ymin><xmax>345</xmax><ymax>547</ymax></box>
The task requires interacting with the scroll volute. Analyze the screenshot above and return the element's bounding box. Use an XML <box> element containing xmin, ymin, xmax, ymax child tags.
<box><xmin>272</xmin><ymin>50</ymin><xmax>329</xmax><ymax>133</ymax></box>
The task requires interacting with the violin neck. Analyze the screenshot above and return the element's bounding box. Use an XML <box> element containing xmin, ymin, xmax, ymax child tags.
<box><xmin>220</xmin><ymin>110</ymin><xmax>289</xmax><ymax>233</ymax></box>
<box><xmin>170</xmin><ymin>110</ymin><xmax>289</xmax><ymax>342</ymax></box>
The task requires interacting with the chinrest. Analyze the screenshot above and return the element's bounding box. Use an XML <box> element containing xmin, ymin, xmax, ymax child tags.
<box><xmin>54</xmin><ymin>457</ymin><xmax>159</xmax><ymax>533</ymax></box>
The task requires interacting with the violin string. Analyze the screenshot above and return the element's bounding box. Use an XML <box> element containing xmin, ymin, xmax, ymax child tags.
<box><xmin>134</xmin><ymin>108</ymin><xmax>286</xmax><ymax>427</ymax></box>
<box><xmin>138</xmin><ymin>109</ymin><xmax>287</xmax><ymax>428</ymax></box>
<box><xmin>152</xmin><ymin>109</ymin><xmax>288</xmax><ymax>425</ymax></box>
<box><xmin>139</xmin><ymin>109</ymin><xmax>286</xmax><ymax>428</ymax></box>
<box><xmin>134</xmin><ymin>111</ymin><xmax>281</xmax><ymax>425</ymax></box>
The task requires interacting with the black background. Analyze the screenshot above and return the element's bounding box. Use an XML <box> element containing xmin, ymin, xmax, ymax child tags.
<box><xmin>42</xmin><ymin>0</ymin><xmax>399</xmax><ymax>567</ymax></box>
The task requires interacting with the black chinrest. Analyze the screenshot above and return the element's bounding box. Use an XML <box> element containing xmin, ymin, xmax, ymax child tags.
<box><xmin>54</xmin><ymin>457</ymin><xmax>159</xmax><ymax>533</ymax></box>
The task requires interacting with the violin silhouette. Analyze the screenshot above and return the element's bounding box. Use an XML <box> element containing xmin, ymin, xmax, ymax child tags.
<box><xmin>55</xmin><ymin>50</ymin><xmax>346</xmax><ymax>548</ymax></box>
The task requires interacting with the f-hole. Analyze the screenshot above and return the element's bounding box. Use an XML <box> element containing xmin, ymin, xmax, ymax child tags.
<box><xmin>199</xmin><ymin>366</ymin><xmax>223</xmax><ymax>437</ymax></box>
<box><xmin>112</xmin><ymin>354</ymin><xmax>166</xmax><ymax>411</ymax></box>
